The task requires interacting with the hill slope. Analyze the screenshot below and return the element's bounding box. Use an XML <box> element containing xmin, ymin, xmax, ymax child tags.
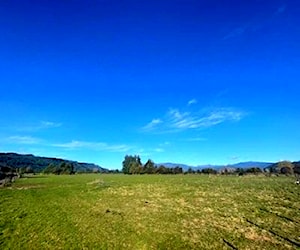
<box><xmin>0</xmin><ymin>152</ymin><xmax>108</xmax><ymax>173</ymax></box>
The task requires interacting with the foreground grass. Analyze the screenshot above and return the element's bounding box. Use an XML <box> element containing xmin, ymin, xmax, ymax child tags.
<box><xmin>0</xmin><ymin>174</ymin><xmax>299</xmax><ymax>249</ymax></box>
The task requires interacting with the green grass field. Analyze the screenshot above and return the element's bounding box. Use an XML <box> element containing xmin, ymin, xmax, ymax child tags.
<box><xmin>0</xmin><ymin>174</ymin><xmax>299</xmax><ymax>249</ymax></box>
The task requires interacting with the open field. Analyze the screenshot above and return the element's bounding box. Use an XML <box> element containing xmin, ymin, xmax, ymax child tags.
<box><xmin>0</xmin><ymin>174</ymin><xmax>299</xmax><ymax>249</ymax></box>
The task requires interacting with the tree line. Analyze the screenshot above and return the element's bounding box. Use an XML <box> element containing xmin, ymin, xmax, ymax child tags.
<box><xmin>121</xmin><ymin>155</ymin><xmax>263</xmax><ymax>175</ymax></box>
<box><xmin>122</xmin><ymin>155</ymin><xmax>183</xmax><ymax>174</ymax></box>
<box><xmin>122</xmin><ymin>155</ymin><xmax>300</xmax><ymax>177</ymax></box>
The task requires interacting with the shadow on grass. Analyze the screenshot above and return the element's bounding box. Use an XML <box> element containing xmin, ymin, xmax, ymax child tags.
<box><xmin>245</xmin><ymin>218</ymin><xmax>300</xmax><ymax>248</ymax></box>
<box><xmin>259</xmin><ymin>208</ymin><xmax>300</xmax><ymax>225</ymax></box>
<box><xmin>223</xmin><ymin>239</ymin><xmax>238</xmax><ymax>249</ymax></box>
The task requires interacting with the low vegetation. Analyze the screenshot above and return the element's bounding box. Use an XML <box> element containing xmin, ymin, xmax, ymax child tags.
<box><xmin>0</xmin><ymin>174</ymin><xmax>299</xmax><ymax>249</ymax></box>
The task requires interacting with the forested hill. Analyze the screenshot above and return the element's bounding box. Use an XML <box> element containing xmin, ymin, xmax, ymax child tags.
<box><xmin>0</xmin><ymin>153</ymin><xmax>107</xmax><ymax>173</ymax></box>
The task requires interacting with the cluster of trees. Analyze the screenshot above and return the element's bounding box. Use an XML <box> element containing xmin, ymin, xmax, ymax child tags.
<box><xmin>268</xmin><ymin>161</ymin><xmax>300</xmax><ymax>176</ymax></box>
<box><xmin>0</xmin><ymin>165</ymin><xmax>19</xmax><ymax>187</ymax></box>
<box><xmin>186</xmin><ymin>167</ymin><xmax>262</xmax><ymax>175</ymax></box>
<box><xmin>186</xmin><ymin>168</ymin><xmax>218</xmax><ymax>174</ymax></box>
<box><xmin>122</xmin><ymin>155</ymin><xmax>183</xmax><ymax>174</ymax></box>
<box><xmin>235</xmin><ymin>167</ymin><xmax>262</xmax><ymax>175</ymax></box>
<box><xmin>121</xmin><ymin>155</ymin><xmax>272</xmax><ymax>176</ymax></box>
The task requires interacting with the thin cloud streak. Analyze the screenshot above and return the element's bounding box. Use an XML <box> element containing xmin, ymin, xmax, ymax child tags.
<box><xmin>6</xmin><ymin>135</ymin><xmax>41</xmax><ymax>145</ymax></box>
<box><xmin>223</xmin><ymin>26</ymin><xmax>248</xmax><ymax>40</ymax></box>
<box><xmin>40</xmin><ymin>121</ymin><xmax>62</xmax><ymax>129</ymax></box>
<box><xmin>53</xmin><ymin>140</ymin><xmax>131</xmax><ymax>153</ymax></box>
<box><xmin>169</xmin><ymin>108</ymin><xmax>245</xmax><ymax>129</ymax></box>
<box><xmin>223</xmin><ymin>4</ymin><xmax>287</xmax><ymax>40</ymax></box>
<box><xmin>5</xmin><ymin>135</ymin><xmax>131</xmax><ymax>153</ymax></box>
<box><xmin>185</xmin><ymin>137</ymin><xmax>207</xmax><ymax>142</ymax></box>
<box><xmin>17</xmin><ymin>121</ymin><xmax>62</xmax><ymax>132</ymax></box>
<box><xmin>141</xmin><ymin>118</ymin><xmax>163</xmax><ymax>132</ymax></box>
<box><xmin>188</xmin><ymin>99</ymin><xmax>197</xmax><ymax>106</ymax></box>
<box><xmin>143</xmin><ymin>107</ymin><xmax>247</xmax><ymax>133</ymax></box>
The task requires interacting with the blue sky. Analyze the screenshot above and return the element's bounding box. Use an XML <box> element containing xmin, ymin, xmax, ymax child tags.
<box><xmin>0</xmin><ymin>0</ymin><xmax>299</xmax><ymax>169</ymax></box>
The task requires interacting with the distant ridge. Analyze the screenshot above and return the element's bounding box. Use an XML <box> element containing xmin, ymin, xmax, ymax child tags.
<box><xmin>0</xmin><ymin>152</ymin><xmax>108</xmax><ymax>173</ymax></box>
<box><xmin>156</xmin><ymin>161</ymin><xmax>274</xmax><ymax>171</ymax></box>
<box><xmin>230</xmin><ymin>161</ymin><xmax>273</xmax><ymax>169</ymax></box>
<box><xmin>155</xmin><ymin>163</ymin><xmax>194</xmax><ymax>171</ymax></box>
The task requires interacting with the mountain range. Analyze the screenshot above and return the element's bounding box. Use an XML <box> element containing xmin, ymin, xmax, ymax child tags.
<box><xmin>0</xmin><ymin>152</ymin><xmax>291</xmax><ymax>173</ymax></box>
<box><xmin>157</xmin><ymin>161</ymin><xmax>273</xmax><ymax>171</ymax></box>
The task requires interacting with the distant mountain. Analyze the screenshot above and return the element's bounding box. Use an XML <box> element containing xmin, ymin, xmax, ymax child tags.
<box><xmin>157</xmin><ymin>161</ymin><xmax>274</xmax><ymax>171</ymax></box>
<box><xmin>156</xmin><ymin>163</ymin><xmax>194</xmax><ymax>171</ymax></box>
<box><xmin>192</xmin><ymin>165</ymin><xmax>224</xmax><ymax>171</ymax></box>
<box><xmin>230</xmin><ymin>161</ymin><xmax>273</xmax><ymax>169</ymax></box>
<box><xmin>0</xmin><ymin>152</ymin><xmax>108</xmax><ymax>173</ymax></box>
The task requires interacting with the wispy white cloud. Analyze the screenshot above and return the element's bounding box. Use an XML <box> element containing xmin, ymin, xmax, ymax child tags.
<box><xmin>188</xmin><ymin>99</ymin><xmax>197</xmax><ymax>106</ymax></box>
<box><xmin>185</xmin><ymin>137</ymin><xmax>207</xmax><ymax>142</ymax></box>
<box><xmin>141</xmin><ymin>118</ymin><xmax>163</xmax><ymax>132</ymax></box>
<box><xmin>154</xmin><ymin>148</ymin><xmax>165</xmax><ymax>153</ymax></box>
<box><xmin>52</xmin><ymin>140</ymin><xmax>131</xmax><ymax>153</ymax></box>
<box><xmin>223</xmin><ymin>4</ymin><xmax>287</xmax><ymax>40</ymax></box>
<box><xmin>6</xmin><ymin>135</ymin><xmax>41</xmax><ymax>145</ymax></box>
<box><xmin>230</xmin><ymin>156</ymin><xmax>240</xmax><ymax>161</ymax></box>
<box><xmin>133</xmin><ymin>146</ymin><xmax>165</xmax><ymax>158</ymax></box>
<box><xmin>4</xmin><ymin>133</ymin><xmax>131</xmax><ymax>153</ymax></box>
<box><xmin>169</xmin><ymin>108</ymin><xmax>244</xmax><ymax>129</ymax></box>
<box><xmin>40</xmin><ymin>121</ymin><xmax>62</xmax><ymax>129</ymax></box>
<box><xmin>142</xmin><ymin>107</ymin><xmax>246</xmax><ymax>133</ymax></box>
<box><xmin>159</xmin><ymin>141</ymin><xmax>170</xmax><ymax>146</ymax></box>
<box><xmin>168</xmin><ymin>109</ymin><xmax>195</xmax><ymax>129</ymax></box>
<box><xmin>18</xmin><ymin>121</ymin><xmax>62</xmax><ymax>132</ymax></box>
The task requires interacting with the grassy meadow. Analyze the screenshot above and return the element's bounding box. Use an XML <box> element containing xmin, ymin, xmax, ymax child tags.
<box><xmin>0</xmin><ymin>174</ymin><xmax>299</xmax><ymax>249</ymax></box>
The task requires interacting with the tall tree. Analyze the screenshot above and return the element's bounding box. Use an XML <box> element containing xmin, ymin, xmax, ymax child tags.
<box><xmin>122</xmin><ymin>155</ymin><xmax>142</xmax><ymax>174</ymax></box>
<box><xmin>143</xmin><ymin>159</ymin><xmax>155</xmax><ymax>174</ymax></box>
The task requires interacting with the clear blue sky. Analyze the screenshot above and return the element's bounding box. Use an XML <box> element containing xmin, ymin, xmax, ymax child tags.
<box><xmin>0</xmin><ymin>0</ymin><xmax>299</xmax><ymax>169</ymax></box>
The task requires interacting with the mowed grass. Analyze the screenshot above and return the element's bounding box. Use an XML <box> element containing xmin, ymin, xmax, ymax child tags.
<box><xmin>0</xmin><ymin>174</ymin><xmax>299</xmax><ymax>249</ymax></box>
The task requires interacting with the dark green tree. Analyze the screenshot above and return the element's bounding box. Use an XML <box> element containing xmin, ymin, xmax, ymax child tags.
<box><xmin>201</xmin><ymin>168</ymin><xmax>217</xmax><ymax>174</ymax></box>
<box><xmin>156</xmin><ymin>165</ymin><xmax>171</xmax><ymax>174</ymax></box>
<box><xmin>173</xmin><ymin>166</ymin><xmax>183</xmax><ymax>174</ymax></box>
<box><xmin>122</xmin><ymin>155</ymin><xmax>142</xmax><ymax>174</ymax></box>
<box><xmin>129</xmin><ymin>161</ymin><xmax>142</xmax><ymax>174</ymax></box>
<box><xmin>143</xmin><ymin>159</ymin><xmax>155</xmax><ymax>174</ymax></box>
<box><xmin>245</xmin><ymin>167</ymin><xmax>262</xmax><ymax>174</ymax></box>
<box><xmin>187</xmin><ymin>167</ymin><xmax>195</xmax><ymax>174</ymax></box>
